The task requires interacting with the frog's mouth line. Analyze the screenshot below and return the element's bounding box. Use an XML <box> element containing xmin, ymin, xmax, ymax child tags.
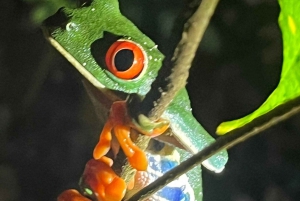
<box><xmin>42</xmin><ymin>28</ymin><xmax>106</xmax><ymax>90</ymax></box>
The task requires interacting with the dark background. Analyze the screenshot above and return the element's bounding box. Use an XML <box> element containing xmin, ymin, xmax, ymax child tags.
<box><xmin>1</xmin><ymin>0</ymin><xmax>300</xmax><ymax>200</ymax></box>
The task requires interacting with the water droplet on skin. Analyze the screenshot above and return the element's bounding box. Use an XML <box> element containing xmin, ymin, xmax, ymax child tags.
<box><xmin>91</xmin><ymin>8</ymin><xmax>95</xmax><ymax>11</ymax></box>
<box><xmin>82</xmin><ymin>62</ymin><xmax>87</xmax><ymax>66</ymax></box>
<box><xmin>149</xmin><ymin>56</ymin><xmax>152</xmax><ymax>60</ymax></box>
<box><xmin>66</xmin><ymin>23</ymin><xmax>71</xmax><ymax>29</ymax></box>
<box><xmin>66</xmin><ymin>22</ymin><xmax>78</xmax><ymax>31</ymax></box>
<box><xmin>149</xmin><ymin>45</ymin><xmax>158</xmax><ymax>51</ymax></box>
<box><xmin>66</xmin><ymin>22</ymin><xmax>73</xmax><ymax>31</ymax></box>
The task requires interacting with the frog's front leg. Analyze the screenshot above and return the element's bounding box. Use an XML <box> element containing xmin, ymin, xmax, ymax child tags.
<box><xmin>93</xmin><ymin>101</ymin><xmax>147</xmax><ymax>171</ymax></box>
<box><xmin>93</xmin><ymin>101</ymin><xmax>169</xmax><ymax>171</ymax></box>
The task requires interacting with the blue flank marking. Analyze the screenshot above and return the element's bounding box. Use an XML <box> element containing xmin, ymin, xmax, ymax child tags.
<box><xmin>161</xmin><ymin>159</ymin><xmax>177</xmax><ymax>172</ymax></box>
<box><xmin>147</xmin><ymin>155</ymin><xmax>192</xmax><ymax>201</ymax></box>
<box><xmin>158</xmin><ymin>186</ymin><xmax>191</xmax><ymax>201</ymax></box>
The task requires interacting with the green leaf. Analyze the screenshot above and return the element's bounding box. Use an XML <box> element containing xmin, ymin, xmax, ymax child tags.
<box><xmin>216</xmin><ymin>0</ymin><xmax>300</xmax><ymax>135</ymax></box>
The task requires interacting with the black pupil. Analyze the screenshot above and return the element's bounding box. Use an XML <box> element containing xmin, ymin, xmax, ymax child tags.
<box><xmin>114</xmin><ymin>49</ymin><xmax>134</xmax><ymax>71</ymax></box>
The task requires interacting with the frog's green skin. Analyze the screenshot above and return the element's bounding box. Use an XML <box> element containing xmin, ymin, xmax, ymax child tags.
<box><xmin>164</xmin><ymin>89</ymin><xmax>227</xmax><ymax>172</ymax></box>
<box><xmin>43</xmin><ymin>0</ymin><xmax>163</xmax><ymax>95</ymax></box>
<box><xmin>43</xmin><ymin>0</ymin><xmax>228</xmax><ymax>198</ymax></box>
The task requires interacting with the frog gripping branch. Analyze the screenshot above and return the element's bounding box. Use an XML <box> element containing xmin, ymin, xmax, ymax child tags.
<box><xmin>43</xmin><ymin>0</ymin><xmax>228</xmax><ymax>200</ymax></box>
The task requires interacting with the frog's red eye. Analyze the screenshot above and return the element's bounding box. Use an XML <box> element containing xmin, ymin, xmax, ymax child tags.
<box><xmin>105</xmin><ymin>40</ymin><xmax>145</xmax><ymax>80</ymax></box>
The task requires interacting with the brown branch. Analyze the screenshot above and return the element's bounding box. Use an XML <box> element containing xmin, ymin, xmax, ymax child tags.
<box><xmin>125</xmin><ymin>1</ymin><xmax>220</xmax><ymax>196</ymax></box>
<box><xmin>124</xmin><ymin>95</ymin><xmax>300</xmax><ymax>201</ymax></box>
<box><xmin>132</xmin><ymin>0</ymin><xmax>220</xmax><ymax>121</ymax></box>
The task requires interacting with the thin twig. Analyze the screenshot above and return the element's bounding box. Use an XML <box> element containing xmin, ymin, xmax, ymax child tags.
<box><xmin>134</xmin><ymin>0</ymin><xmax>220</xmax><ymax>121</ymax></box>
<box><xmin>125</xmin><ymin>0</ymin><xmax>220</xmax><ymax>198</ymax></box>
<box><xmin>124</xmin><ymin>97</ymin><xmax>300</xmax><ymax>201</ymax></box>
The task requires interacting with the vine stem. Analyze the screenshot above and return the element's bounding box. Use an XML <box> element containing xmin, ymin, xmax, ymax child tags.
<box><xmin>125</xmin><ymin>98</ymin><xmax>300</xmax><ymax>201</ymax></box>
<box><xmin>134</xmin><ymin>0</ymin><xmax>220</xmax><ymax>121</ymax></box>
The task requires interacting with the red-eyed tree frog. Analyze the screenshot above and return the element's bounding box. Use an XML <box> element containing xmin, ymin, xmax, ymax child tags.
<box><xmin>43</xmin><ymin>0</ymin><xmax>228</xmax><ymax>200</ymax></box>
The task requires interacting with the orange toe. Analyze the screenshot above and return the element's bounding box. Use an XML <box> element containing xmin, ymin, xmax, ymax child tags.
<box><xmin>105</xmin><ymin>176</ymin><xmax>127</xmax><ymax>201</ymax></box>
<box><xmin>100</xmin><ymin>156</ymin><xmax>114</xmax><ymax>167</ymax></box>
<box><xmin>128</xmin><ymin>149</ymin><xmax>148</xmax><ymax>171</ymax></box>
<box><xmin>93</xmin><ymin>121</ymin><xmax>113</xmax><ymax>160</ymax></box>
<box><xmin>114</xmin><ymin>125</ymin><xmax>148</xmax><ymax>171</ymax></box>
<box><xmin>151</xmin><ymin>121</ymin><xmax>169</xmax><ymax>137</ymax></box>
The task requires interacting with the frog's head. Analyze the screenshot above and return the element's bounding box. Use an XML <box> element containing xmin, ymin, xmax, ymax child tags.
<box><xmin>43</xmin><ymin>0</ymin><xmax>164</xmax><ymax>96</ymax></box>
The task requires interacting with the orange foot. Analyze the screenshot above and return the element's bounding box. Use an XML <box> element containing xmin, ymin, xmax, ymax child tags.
<box><xmin>93</xmin><ymin>101</ymin><xmax>169</xmax><ymax>171</ymax></box>
<box><xmin>80</xmin><ymin>159</ymin><xmax>127</xmax><ymax>201</ymax></box>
